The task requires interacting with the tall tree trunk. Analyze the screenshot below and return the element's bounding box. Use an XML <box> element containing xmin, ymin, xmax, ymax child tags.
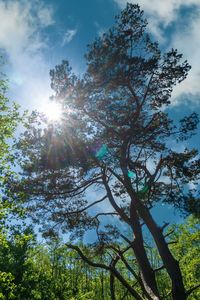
<box><xmin>135</xmin><ymin>199</ymin><xmax>186</xmax><ymax>300</ymax></box>
<box><xmin>110</xmin><ymin>273</ymin><xmax>116</xmax><ymax>300</ymax></box>
<box><xmin>122</xmin><ymin>165</ymin><xmax>186</xmax><ymax>300</ymax></box>
<box><xmin>103</xmin><ymin>173</ymin><xmax>160</xmax><ymax>299</ymax></box>
<box><xmin>130</xmin><ymin>200</ymin><xmax>160</xmax><ymax>300</ymax></box>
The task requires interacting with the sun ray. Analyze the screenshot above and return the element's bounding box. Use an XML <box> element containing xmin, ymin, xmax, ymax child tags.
<box><xmin>40</xmin><ymin>101</ymin><xmax>62</xmax><ymax>121</ymax></box>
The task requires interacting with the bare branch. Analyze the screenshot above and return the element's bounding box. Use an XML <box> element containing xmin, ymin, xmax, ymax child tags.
<box><xmin>68</xmin><ymin>195</ymin><xmax>108</xmax><ymax>215</ymax></box>
<box><xmin>120</xmin><ymin>233</ymin><xmax>133</xmax><ymax>246</ymax></box>
<box><xmin>66</xmin><ymin>244</ymin><xmax>144</xmax><ymax>300</ymax></box>
<box><xmin>66</xmin><ymin>244</ymin><xmax>111</xmax><ymax>270</ymax></box>
<box><xmin>94</xmin><ymin>212</ymin><xmax>118</xmax><ymax>218</ymax></box>
<box><xmin>141</xmin><ymin>72</ymin><xmax>154</xmax><ymax>107</ymax></box>
<box><xmin>126</xmin><ymin>83</ymin><xmax>140</xmax><ymax>108</ymax></box>
<box><xmin>154</xmin><ymin>265</ymin><xmax>165</xmax><ymax>273</ymax></box>
<box><xmin>107</xmin><ymin>167</ymin><xmax>125</xmax><ymax>185</ymax></box>
<box><xmin>167</xmin><ymin>241</ymin><xmax>178</xmax><ymax>245</ymax></box>
<box><xmin>164</xmin><ymin>229</ymin><xmax>175</xmax><ymax>238</ymax></box>
<box><xmin>102</xmin><ymin>171</ymin><xmax>131</xmax><ymax>225</ymax></box>
<box><xmin>160</xmin><ymin>222</ymin><xmax>170</xmax><ymax>232</ymax></box>
<box><xmin>186</xmin><ymin>284</ymin><xmax>200</xmax><ymax>296</ymax></box>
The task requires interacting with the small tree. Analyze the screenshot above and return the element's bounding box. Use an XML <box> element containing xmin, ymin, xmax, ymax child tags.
<box><xmin>0</xmin><ymin>59</ymin><xmax>25</xmax><ymax>299</ymax></box>
<box><xmin>0</xmin><ymin>58</ymin><xmax>22</xmax><ymax>234</ymax></box>
<box><xmin>0</xmin><ymin>58</ymin><xmax>24</xmax><ymax>230</ymax></box>
<box><xmin>9</xmin><ymin>4</ymin><xmax>200</xmax><ymax>300</ymax></box>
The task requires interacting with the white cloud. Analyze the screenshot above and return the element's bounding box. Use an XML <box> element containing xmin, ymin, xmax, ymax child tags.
<box><xmin>37</xmin><ymin>5</ymin><xmax>55</xmax><ymax>27</ymax></box>
<box><xmin>170</xmin><ymin>8</ymin><xmax>200</xmax><ymax>101</ymax></box>
<box><xmin>115</xmin><ymin>0</ymin><xmax>200</xmax><ymax>26</ymax></box>
<box><xmin>0</xmin><ymin>0</ymin><xmax>54</xmax><ymax>110</ymax></box>
<box><xmin>114</xmin><ymin>0</ymin><xmax>200</xmax><ymax>104</ymax></box>
<box><xmin>62</xmin><ymin>29</ymin><xmax>77</xmax><ymax>46</ymax></box>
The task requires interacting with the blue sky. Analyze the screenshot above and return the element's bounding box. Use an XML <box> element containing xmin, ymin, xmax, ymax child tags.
<box><xmin>0</xmin><ymin>0</ymin><xmax>200</xmax><ymax>227</ymax></box>
<box><xmin>1</xmin><ymin>0</ymin><xmax>200</xmax><ymax>110</ymax></box>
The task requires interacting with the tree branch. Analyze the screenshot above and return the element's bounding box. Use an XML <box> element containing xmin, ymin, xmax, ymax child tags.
<box><xmin>153</xmin><ymin>265</ymin><xmax>165</xmax><ymax>273</ymax></box>
<box><xmin>186</xmin><ymin>284</ymin><xmax>200</xmax><ymax>296</ymax></box>
<box><xmin>126</xmin><ymin>83</ymin><xmax>140</xmax><ymax>108</ymax></box>
<box><xmin>66</xmin><ymin>244</ymin><xmax>111</xmax><ymax>270</ymax></box>
<box><xmin>67</xmin><ymin>195</ymin><xmax>108</xmax><ymax>215</ymax></box>
<box><xmin>160</xmin><ymin>222</ymin><xmax>170</xmax><ymax>232</ymax></box>
<box><xmin>164</xmin><ymin>228</ymin><xmax>175</xmax><ymax>238</ymax></box>
<box><xmin>66</xmin><ymin>244</ymin><xmax>144</xmax><ymax>300</ymax></box>
<box><xmin>102</xmin><ymin>171</ymin><xmax>131</xmax><ymax>225</ymax></box>
<box><xmin>141</xmin><ymin>72</ymin><xmax>154</xmax><ymax>107</ymax></box>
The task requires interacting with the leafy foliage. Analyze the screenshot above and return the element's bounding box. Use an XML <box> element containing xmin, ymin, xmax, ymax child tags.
<box><xmin>0</xmin><ymin>217</ymin><xmax>199</xmax><ymax>299</ymax></box>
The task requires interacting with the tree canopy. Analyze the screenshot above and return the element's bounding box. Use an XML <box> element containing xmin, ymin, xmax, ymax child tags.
<box><xmin>5</xmin><ymin>3</ymin><xmax>200</xmax><ymax>300</ymax></box>
<box><xmin>0</xmin><ymin>58</ymin><xmax>26</xmax><ymax>300</ymax></box>
<box><xmin>0</xmin><ymin>58</ymin><xmax>23</xmax><ymax>227</ymax></box>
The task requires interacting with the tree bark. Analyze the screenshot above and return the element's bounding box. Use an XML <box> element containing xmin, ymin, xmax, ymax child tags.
<box><xmin>103</xmin><ymin>173</ymin><xmax>160</xmax><ymax>299</ymax></box>
<box><xmin>135</xmin><ymin>199</ymin><xmax>186</xmax><ymax>300</ymax></box>
<box><xmin>130</xmin><ymin>200</ymin><xmax>160</xmax><ymax>300</ymax></box>
<box><xmin>110</xmin><ymin>273</ymin><xmax>116</xmax><ymax>300</ymax></box>
<box><xmin>121</xmin><ymin>156</ymin><xmax>186</xmax><ymax>300</ymax></box>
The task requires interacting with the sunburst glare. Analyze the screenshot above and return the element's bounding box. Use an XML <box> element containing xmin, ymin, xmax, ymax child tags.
<box><xmin>41</xmin><ymin>101</ymin><xmax>62</xmax><ymax>121</ymax></box>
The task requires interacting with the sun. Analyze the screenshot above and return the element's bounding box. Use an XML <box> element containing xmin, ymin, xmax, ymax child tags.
<box><xmin>41</xmin><ymin>101</ymin><xmax>62</xmax><ymax>121</ymax></box>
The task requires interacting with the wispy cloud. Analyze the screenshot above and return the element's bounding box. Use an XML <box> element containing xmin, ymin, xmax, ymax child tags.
<box><xmin>62</xmin><ymin>28</ymin><xmax>77</xmax><ymax>46</ymax></box>
<box><xmin>37</xmin><ymin>5</ymin><xmax>55</xmax><ymax>27</ymax></box>
<box><xmin>0</xmin><ymin>0</ymin><xmax>54</xmax><ymax>110</ymax></box>
<box><xmin>113</xmin><ymin>0</ymin><xmax>200</xmax><ymax>105</ymax></box>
